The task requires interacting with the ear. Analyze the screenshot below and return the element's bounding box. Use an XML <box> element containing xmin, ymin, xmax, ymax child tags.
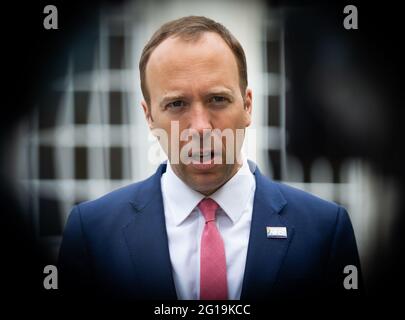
<box><xmin>243</xmin><ymin>88</ymin><xmax>253</xmax><ymax>127</ymax></box>
<box><xmin>141</xmin><ymin>99</ymin><xmax>154</xmax><ymax>130</ymax></box>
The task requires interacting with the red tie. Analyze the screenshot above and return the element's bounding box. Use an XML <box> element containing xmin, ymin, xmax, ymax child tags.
<box><xmin>198</xmin><ymin>198</ymin><xmax>228</xmax><ymax>300</ymax></box>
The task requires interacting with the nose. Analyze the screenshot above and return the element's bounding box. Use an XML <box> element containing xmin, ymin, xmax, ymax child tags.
<box><xmin>188</xmin><ymin>103</ymin><xmax>213</xmax><ymax>134</ymax></box>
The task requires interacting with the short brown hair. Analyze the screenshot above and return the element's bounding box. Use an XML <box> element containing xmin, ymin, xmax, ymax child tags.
<box><xmin>139</xmin><ymin>16</ymin><xmax>248</xmax><ymax>105</ymax></box>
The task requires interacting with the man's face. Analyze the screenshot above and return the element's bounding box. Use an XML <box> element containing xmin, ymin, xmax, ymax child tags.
<box><xmin>141</xmin><ymin>32</ymin><xmax>252</xmax><ymax>195</ymax></box>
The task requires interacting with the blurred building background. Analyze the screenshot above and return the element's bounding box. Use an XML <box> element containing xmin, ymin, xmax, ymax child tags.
<box><xmin>5</xmin><ymin>0</ymin><xmax>401</xmax><ymax>295</ymax></box>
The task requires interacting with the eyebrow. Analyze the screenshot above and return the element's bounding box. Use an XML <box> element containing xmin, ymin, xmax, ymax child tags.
<box><xmin>206</xmin><ymin>87</ymin><xmax>234</xmax><ymax>96</ymax></box>
<box><xmin>159</xmin><ymin>94</ymin><xmax>186</xmax><ymax>108</ymax></box>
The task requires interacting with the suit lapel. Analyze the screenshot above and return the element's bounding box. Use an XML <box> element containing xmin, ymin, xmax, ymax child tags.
<box><xmin>122</xmin><ymin>163</ymin><xmax>177</xmax><ymax>300</ymax></box>
<box><xmin>241</xmin><ymin>164</ymin><xmax>295</xmax><ymax>300</ymax></box>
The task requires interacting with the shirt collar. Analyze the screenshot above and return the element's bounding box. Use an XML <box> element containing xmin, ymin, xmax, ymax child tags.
<box><xmin>210</xmin><ymin>156</ymin><xmax>255</xmax><ymax>223</ymax></box>
<box><xmin>162</xmin><ymin>156</ymin><xmax>255</xmax><ymax>226</ymax></box>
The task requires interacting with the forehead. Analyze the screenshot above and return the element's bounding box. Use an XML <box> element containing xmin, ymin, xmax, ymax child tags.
<box><xmin>145</xmin><ymin>32</ymin><xmax>240</xmax><ymax>94</ymax></box>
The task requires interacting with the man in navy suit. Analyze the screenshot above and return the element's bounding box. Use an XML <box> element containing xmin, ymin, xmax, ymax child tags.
<box><xmin>58</xmin><ymin>16</ymin><xmax>362</xmax><ymax>300</ymax></box>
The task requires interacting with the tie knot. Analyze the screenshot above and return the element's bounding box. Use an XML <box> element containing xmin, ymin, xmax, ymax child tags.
<box><xmin>198</xmin><ymin>198</ymin><xmax>219</xmax><ymax>222</ymax></box>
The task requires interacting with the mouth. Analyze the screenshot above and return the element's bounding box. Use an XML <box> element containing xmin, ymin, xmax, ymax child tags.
<box><xmin>190</xmin><ymin>150</ymin><xmax>214</xmax><ymax>162</ymax></box>
<box><xmin>189</xmin><ymin>149</ymin><xmax>221</xmax><ymax>169</ymax></box>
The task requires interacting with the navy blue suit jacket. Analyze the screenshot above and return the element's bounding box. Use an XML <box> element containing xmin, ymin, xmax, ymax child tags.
<box><xmin>58</xmin><ymin>161</ymin><xmax>362</xmax><ymax>300</ymax></box>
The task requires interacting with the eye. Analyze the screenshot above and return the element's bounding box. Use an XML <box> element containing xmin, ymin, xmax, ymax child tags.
<box><xmin>209</xmin><ymin>96</ymin><xmax>230</xmax><ymax>104</ymax></box>
<box><xmin>166</xmin><ymin>100</ymin><xmax>186</xmax><ymax>109</ymax></box>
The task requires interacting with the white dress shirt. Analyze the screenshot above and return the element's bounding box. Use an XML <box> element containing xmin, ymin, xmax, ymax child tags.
<box><xmin>161</xmin><ymin>157</ymin><xmax>256</xmax><ymax>300</ymax></box>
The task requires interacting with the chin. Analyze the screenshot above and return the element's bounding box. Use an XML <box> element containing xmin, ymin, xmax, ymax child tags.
<box><xmin>188</xmin><ymin>175</ymin><xmax>226</xmax><ymax>195</ymax></box>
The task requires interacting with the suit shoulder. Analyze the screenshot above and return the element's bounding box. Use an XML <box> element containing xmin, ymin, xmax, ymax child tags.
<box><xmin>275</xmin><ymin>181</ymin><xmax>339</xmax><ymax>211</ymax></box>
<box><xmin>267</xmin><ymin>181</ymin><xmax>343</xmax><ymax>229</ymax></box>
<box><xmin>75</xmin><ymin>173</ymin><xmax>156</xmax><ymax>218</ymax></box>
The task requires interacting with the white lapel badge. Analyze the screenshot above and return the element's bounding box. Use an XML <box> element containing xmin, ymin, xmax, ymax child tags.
<box><xmin>266</xmin><ymin>226</ymin><xmax>287</xmax><ymax>239</ymax></box>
